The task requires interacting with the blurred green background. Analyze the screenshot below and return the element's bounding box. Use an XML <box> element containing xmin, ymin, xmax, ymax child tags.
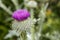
<box><xmin>0</xmin><ymin>0</ymin><xmax>60</xmax><ymax>40</ymax></box>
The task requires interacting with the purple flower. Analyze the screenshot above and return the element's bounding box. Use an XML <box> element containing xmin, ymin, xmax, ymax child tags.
<box><xmin>12</xmin><ymin>9</ymin><xmax>30</xmax><ymax>21</ymax></box>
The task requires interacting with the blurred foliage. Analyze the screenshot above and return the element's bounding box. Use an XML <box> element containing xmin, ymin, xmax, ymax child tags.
<box><xmin>0</xmin><ymin>26</ymin><xmax>8</xmax><ymax>40</ymax></box>
<box><xmin>0</xmin><ymin>0</ymin><xmax>60</xmax><ymax>40</ymax></box>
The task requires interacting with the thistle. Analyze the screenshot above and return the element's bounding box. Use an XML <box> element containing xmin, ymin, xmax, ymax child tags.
<box><xmin>0</xmin><ymin>0</ymin><xmax>52</xmax><ymax>40</ymax></box>
<box><xmin>12</xmin><ymin>9</ymin><xmax>30</xmax><ymax>21</ymax></box>
<box><xmin>27</xmin><ymin>0</ymin><xmax>37</xmax><ymax>8</ymax></box>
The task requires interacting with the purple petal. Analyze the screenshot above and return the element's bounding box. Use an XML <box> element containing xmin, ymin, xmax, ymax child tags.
<box><xmin>12</xmin><ymin>9</ymin><xmax>30</xmax><ymax>21</ymax></box>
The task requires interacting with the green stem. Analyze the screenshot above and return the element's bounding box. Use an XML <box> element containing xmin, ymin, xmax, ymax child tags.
<box><xmin>11</xmin><ymin>0</ymin><xmax>19</xmax><ymax>10</ymax></box>
<box><xmin>31</xmin><ymin>25</ymin><xmax>35</xmax><ymax>40</ymax></box>
<box><xmin>20</xmin><ymin>31</ymin><xmax>27</xmax><ymax>40</ymax></box>
<box><xmin>30</xmin><ymin>9</ymin><xmax>35</xmax><ymax>40</ymax></box>
<box><xmin>30</xmin><ymin>9</ymin><xmax>34</xmax><ymax>19</ymax></box>
<box><xmin>38</xmin><ymin>3</ymin><xmax>49</xmax><ymax>40</ymax></box>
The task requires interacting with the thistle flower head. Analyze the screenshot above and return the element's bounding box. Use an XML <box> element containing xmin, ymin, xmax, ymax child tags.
<box><xmin>27</xmin><ymin>0</ymin><xmax>37</xmax><ymax>8</ymax></box>
<box><xmin>12</xmin><ymin>9</ymin><xmax>30</xmax><ymax>21</ymax></box>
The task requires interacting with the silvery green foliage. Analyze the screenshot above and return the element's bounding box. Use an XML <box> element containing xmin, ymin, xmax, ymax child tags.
<box><xmin>34</xmin><ymin>3</ymin><xmax>49</xmax><ymax>40</ymax></box>
<box><xmin>4</xmin><ymin>30</ymin><xmax>20</xmax><ymax>39</ymax></box>
<box><xmin>0</xmin><ymin>0</ymin><xmax>12</xmax><ymax>14</ymax></box>
<box><xmin>0</xmin><ymin>0</ymin><xmax>48</xmax><ymax>40</ymax></box>
<box><xmin>45</xmin><ymin>31</ymin><xmax>60</xmax><ymax>40</ymax></box>
<box><xmin>50</xmin><ymin>31</ymin><xmax>60</xmax><ymax>40</ymax></box>
<box><xmin>1</xmin><ymin>0</ymin><xmax>60</xmax><ymax>40</ymax></box>
<box><xmin>11</xmin><ymin>0</ymin><xmax>19</xmax><ymax>9</ymax></box>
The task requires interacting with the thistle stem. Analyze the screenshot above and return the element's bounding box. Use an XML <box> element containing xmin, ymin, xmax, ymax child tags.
<box><xmin>11</xmin><ymin>0</ymin><xmax>19</xmax><ymax>10</ymax></box>
<box><xmin>30</xmin><ymin>9</ymin><xmax>35</xmax><ymax>40</ymax></box>
<box><xmin>38</xmin><ymin>3</ymin><xmax>49</xmax><ymax>40</ymax></box>
<box><xmin>31</xmin><ymin>25</ymin><xmax>35</xmax><ymax>40</ymax></box>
